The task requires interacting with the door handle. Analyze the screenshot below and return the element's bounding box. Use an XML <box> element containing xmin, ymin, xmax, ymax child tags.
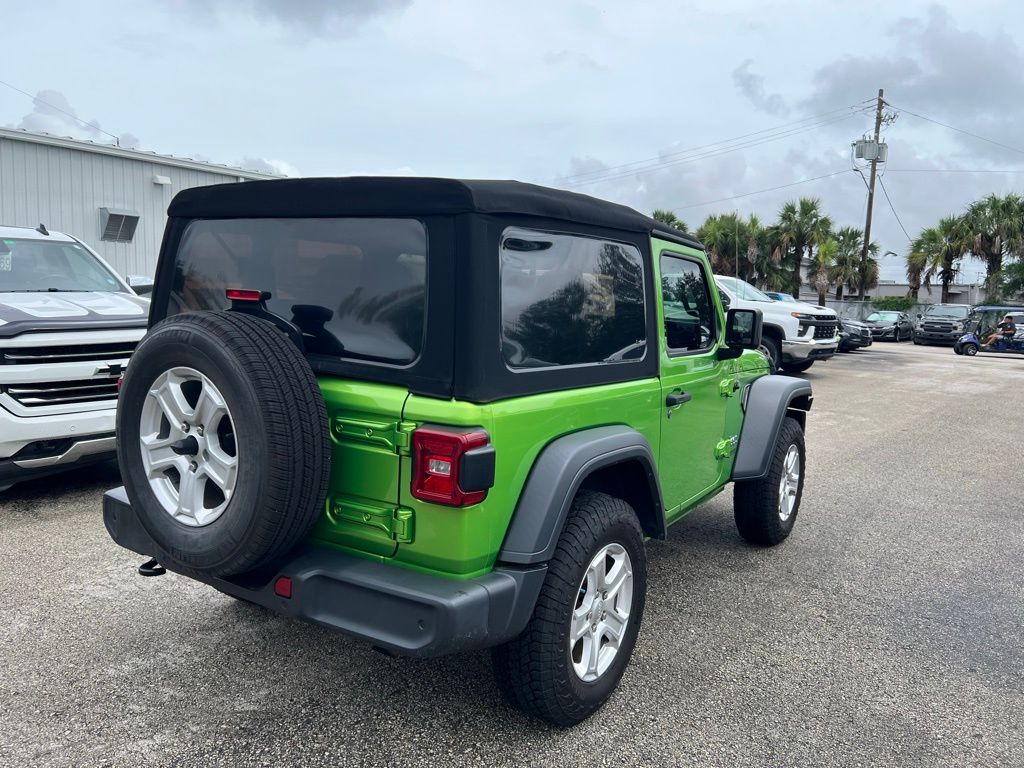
<box><xmin>665</xmin><ymin>392</ymin><xmax>692</xmax><ymax>407</ymax></box>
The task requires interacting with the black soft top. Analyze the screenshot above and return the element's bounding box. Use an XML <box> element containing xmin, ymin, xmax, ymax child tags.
<box><xmin>168</xmin><ymin>177</ymin><xmax>701</xmax><ymax>249</ymax></box>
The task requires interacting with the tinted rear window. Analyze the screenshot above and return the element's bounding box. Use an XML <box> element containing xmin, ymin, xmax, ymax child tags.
<box><xmin>169</xmin><ymin>218</ymin><xmax>426</xmax><ymax>365</ymax></box>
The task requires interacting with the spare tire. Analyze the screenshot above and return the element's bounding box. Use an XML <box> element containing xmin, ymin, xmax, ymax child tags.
<box><xmin>117</xmin><ymin>311</ymin><xmax>331</xmax><ymax>577</ymax></box>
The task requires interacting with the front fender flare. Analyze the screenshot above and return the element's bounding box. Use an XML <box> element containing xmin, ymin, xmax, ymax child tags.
<box><xmin>497</xmin><ymin>426</ymin><xmax>665</xmax><ymax>566</ymax></box>
<box><xmin>731</xmin><ymin>376</ymin><xmax>812</xmax><ymax>481</ymax></box>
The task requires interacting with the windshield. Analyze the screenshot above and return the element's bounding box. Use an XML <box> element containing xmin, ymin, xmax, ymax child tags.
<box><xmin>924</xmin><ymin>305</ymin><xmax>969</xmax><ymax>319</ymax></box>
<box><xmin>0</xmin><ymin>238</ymin><xmax>125</xmax><ymax>293</ymax></box>
<box><xmin>867</xmin><ymin>312</ymin><xmax>900</xmax><ymax>322</ymax></box>
<box><xmin>716</xmin><ymin>276</ymin><xmax>773</xmax><ymax>302</ymax></box>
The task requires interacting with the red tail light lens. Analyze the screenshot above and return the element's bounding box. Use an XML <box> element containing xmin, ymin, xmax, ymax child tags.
<box><xmin>411</xmin><ymin>427</ymin><xmax>490</xmax><ymax>506</ymax></box>
<box><xmin>274</xmin><ymin>576</ymin><xmax>293</xmax><ymax>599</ymax></box>
<box><xmin>225</xmin><ymin>288</ymin><xmax>264</xmax><ymax>302</ymax></box>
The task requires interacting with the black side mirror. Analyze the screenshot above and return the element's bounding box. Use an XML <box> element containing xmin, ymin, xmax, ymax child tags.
<box><xmin>718</xmin><ymin>308</ymin><xmax>763</xmax><ymax>360</ymax></box>
<box><xmin>718</xmin><ymin>289</ymin><xmax>731</xmax><ymax>309</ymax></box>
<box><xmin>916</xmin><ymin>313</ymin><xmax>922</xmax><ymax>319</ymax></box>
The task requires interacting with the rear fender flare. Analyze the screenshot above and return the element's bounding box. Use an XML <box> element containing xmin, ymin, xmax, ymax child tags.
<box><xmin>497</xmin><ymin>426</ymin><xmax>665</xmax><ymax>566</ymax></box>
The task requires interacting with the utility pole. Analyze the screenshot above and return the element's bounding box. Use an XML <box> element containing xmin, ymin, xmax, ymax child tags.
<box><xmin>859</xmin><ymin>88</ymin><xmax>885</xmax><ymax>300</ymax></box>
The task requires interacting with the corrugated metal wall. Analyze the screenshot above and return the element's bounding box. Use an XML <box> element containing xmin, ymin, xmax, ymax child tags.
<box><xmin>0</xmin><ymin>137</ymin><xmax>248</xmax><ymax>278</ymax></box>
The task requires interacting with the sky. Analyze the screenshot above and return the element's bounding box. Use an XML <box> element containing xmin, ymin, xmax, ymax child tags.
<box><xmin>3</xmin><ymin>0</ymin><xmax>1023</xmax><ymax>282</ymax></box>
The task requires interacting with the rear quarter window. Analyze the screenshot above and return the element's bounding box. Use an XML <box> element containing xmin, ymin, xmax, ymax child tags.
<box><xmin>499</xmin><ymin>227</ymin><xmax>647</xmax><ymax>369</ymax></box>
<box><xmin>168</xmin><ymin>218</ymin><xmax>427</xmax><ymax>366</ymax></box>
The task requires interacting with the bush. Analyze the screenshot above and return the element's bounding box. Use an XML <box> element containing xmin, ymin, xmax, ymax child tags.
<box><xmin>870</xmin><ymin>296</ymin><xmax>917</xmax><ymax>312</ymax></box>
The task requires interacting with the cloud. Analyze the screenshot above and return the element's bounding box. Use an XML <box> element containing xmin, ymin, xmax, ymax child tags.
<box><xmin>732</xmin><ymin>60</ymin><xmax>788</xmax><ymax>116</ymax></box>
<box><xmin>176</xmin><ymin>0</ymin><xmax>412</xmax><ymax>34</ymax></box>
<box><xmin>543</xmin><ymin>50</ymin><xmax>607</xmax><ymax>72</ymax></box>
<box><xmin>14</xmin><ymin>89</ymin><xmax>138</xmax><ymax>148</ymax></box>
<box><xmin>237</xmin><ymin>156</ymin><xmax>300</xmax><ymax>176</ymax></box>
<box><xmin>802</xmin><ymin>4</ymin><xmax>1024</xmax><ymax>161</ymax></box>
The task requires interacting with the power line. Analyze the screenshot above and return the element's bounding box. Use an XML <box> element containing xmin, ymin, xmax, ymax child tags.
<box><xmin>886</xmin><ymin>102</ymin><xmax>1024</xmax><ymax>157</ymax></box>
<box><xmin>877</xmin><ymin>176</ymin><xmax>911</xmax><ymax>241</ymax></box>
<box><xmin>560</xmin><ymin>98</ymin><xmax>875</xmax><ymax>184</ymax></box>
<box><xmin>0</xmin><ymin>78</ymin><xmax>122</xmax><ymax>145</ymax></box>
<box><xmin>885</xmin><ymin>168</ymin><xmax>1024</xmax><ymax>174</ymax></box>
<box><xmin>563</xmin><ymin>110</ymin><xmax>870</xmax><ymax>188</ymax></box>
<box><xmin>676</xmin><ymin>168</ymin><xmax>852</xmax><ymax>210</ymax></box>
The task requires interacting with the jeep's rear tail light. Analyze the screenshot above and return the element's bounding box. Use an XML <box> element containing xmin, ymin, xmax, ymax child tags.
<box><xmin>225</xmin><ymin>288</ymin><xmax>264</xmax><ymax>302</ymax></box>
<box><xmin>411</xmin><ymin>427</ymin><xmax>494</xmax><ymax>507</ymax></box>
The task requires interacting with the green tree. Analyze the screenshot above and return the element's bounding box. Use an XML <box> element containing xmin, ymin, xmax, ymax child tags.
<box><xmin>910</xmin><ymin>216</ymin><xmax>966</xmax><ymax>303</ymax></box>
<box><xmin>774</xmin><ymin>198</ymin><xmax>833</xmax><ymax>298</ymax></box>
<box><xmin>652</xmin><ymin>209</ymin><xmax>689</xmax><ymax>232</ymax></box>
<box><xmin>853</xmin><ymin>240</ymin><xmax>880</xmax><ymax>299</ymax></box>
<box><xmin>812</xmin><ymin>238</ymin><xmax>837</xmax><ymax>305</ymax></box>
<box><xmin>960</xmin><ymin>193</ymin><xmax>1024</xmax><ymax>297</ymax></box>
<box><xmin>829</xmin><ymin>227</ymin><xmax>864</xmax><ymax>301</ymax></box>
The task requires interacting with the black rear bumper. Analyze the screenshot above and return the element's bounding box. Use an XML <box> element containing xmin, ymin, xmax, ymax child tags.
<box><xmin>103</xmin><ymin>487</ymin><xmax>546</xmax><ymax>657</ymax></box>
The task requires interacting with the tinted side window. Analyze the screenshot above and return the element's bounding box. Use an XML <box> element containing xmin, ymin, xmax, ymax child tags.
<box><xmin>169</xmin><ymin>218</ymin><xmax>426</xmax><ymax>365</ymax></box>
<box><xmin>500</xmin><ymin>227</ymin><xmax>647</xmax><ymax>369</ymax></box>
<box><xmin>661</xmin><ymin>254</ymin><xmax>715</xmax><ymax>353</ymax></box>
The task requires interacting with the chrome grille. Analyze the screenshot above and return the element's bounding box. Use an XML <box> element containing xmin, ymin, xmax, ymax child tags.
<box><xmin>3</xmin><ymin>376</ymin><xmax>120</xmax><ymax>407</ymax></box>
<box><xmin>1</xmin><ymin>341</ymin><xmax>138</xmax><ymax>365</ymax></box>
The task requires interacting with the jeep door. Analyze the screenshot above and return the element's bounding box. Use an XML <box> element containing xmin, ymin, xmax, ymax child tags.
<box><xmin>655</xmin><ymin>246</ymin><xmax>731</xmax><ymax>516</ymax></box>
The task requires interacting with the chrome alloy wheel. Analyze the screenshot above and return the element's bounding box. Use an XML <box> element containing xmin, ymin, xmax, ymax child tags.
<box><xmin>569</xmin><ymin>543</ymin><xmax>634</xmax><ymax>682</ymax></box>
<box><xmin>778</xmin><ymin>444</ymin><xmax>800</xmax><ymax>521</ymax></box>
<box><xmin>139</xmin><ymin>367</ymin><xmax>238</xmax><ymax>527</ymax></box>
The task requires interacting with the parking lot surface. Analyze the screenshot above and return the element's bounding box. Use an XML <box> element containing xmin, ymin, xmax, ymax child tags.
<box><xmin>1</xmin><ymin>343</ymin><xmax>1022</xmax><ymax>767</ymax></box>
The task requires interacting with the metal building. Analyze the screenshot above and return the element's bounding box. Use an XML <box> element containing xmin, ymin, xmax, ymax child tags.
<box><xmin>0</xmin><ymin>127</ymin><xmax>278</xmax><ymax>278</ymax></box>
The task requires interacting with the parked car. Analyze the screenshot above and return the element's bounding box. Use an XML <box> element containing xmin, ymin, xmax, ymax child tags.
<box><xmin>102</xmin><ymin>177</ymin><xmax>814</xmax><ymax>727</ymax></box>
<box><xmin>912</xmin><ymin>303</ymin><xmax>971</xmax><ymax>345</ymax></box>
<box><xmin>0</xmin><ymin>224</ymin><xmax>148</xmax><ymax>492</ymax></box>
<box><xmin>863</xmin><ymin>310</ymin><xmax>914</xmax><ymax>342</ymax></box>
<box><xmin>838</xmin><ymin>317</ymin><xmax>872</xmax><ymax>351</ymax></box>
<box><xmin>954</xmin><ymin>306</ymin><xmax>1024</xmax><ymax>356</ymax></box>
<box><xmin>714</xmin><ymin>276</ymin><xmax>838</xmax><ymax>373</ymax></box>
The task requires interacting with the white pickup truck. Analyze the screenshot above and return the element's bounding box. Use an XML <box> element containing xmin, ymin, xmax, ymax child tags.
<box><xmin>714</xmin><ymin>275</ymin><xmax>839</xmax><ymax>373</ymax></box>
<box><xmin>0</xmin><ymin>225</ymin><xmax>148</xmax><ymax>491</ymax></box>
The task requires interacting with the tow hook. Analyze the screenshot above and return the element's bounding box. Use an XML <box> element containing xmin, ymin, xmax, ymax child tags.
<box><xmin>138</xmin><ymin>558</ymin><xmax>166</xmax><ymax>577</ymax></box>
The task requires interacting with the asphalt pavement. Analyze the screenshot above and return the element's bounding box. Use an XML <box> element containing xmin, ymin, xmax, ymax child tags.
<box><xmin>1</xmin><ymin>342</ymin><xmax>1022</xmax><ymax>767</ymax></box>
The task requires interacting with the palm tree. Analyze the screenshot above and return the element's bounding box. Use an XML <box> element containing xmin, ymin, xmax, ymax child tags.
<box><xmin>829</xmin><ymin>227</ymin><xmax>863</xmax><ymax>301</ymax></box>
<box><xmin>905</xmin><ymin>245</ymin><xmax>928</xmax><ymax>300</ymax></box>
<box><xmin>774</xmin><ymin>198</ymin><xmax>833</xmax><ymax>298</ymax></box>
<box><xmin>813</xmin><ymin>238</ymin><xmax>837</xmax><ymax>305</ymax></box>
<box><xmin>652</xmin><ymin>209</ymin><xmax>689</xmax><ymax>232</ymax></box>
<box><xmin>853</xmin><ymin>241</ymin><xmax>880</xmax><ymax>299</ymax></box>
<box><xmin>911</xmin><ymin>216</ymin><xmax>966</xmax><ymax>303</ymax></box>
<box><xmin>960</xmin><ymin>194</ymin><xmax>1024</xmax><ymax>296</ymax></box>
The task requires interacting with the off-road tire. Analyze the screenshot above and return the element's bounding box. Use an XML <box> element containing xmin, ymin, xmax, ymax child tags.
<box><xmin>491</xmin><ymin>492</ymin><xmax>647</xmax><ymax>727</ymax></box>
<box><xmin>780</xmin><ymin>360</ymin><xmax>814</xmax><ymax>374</ymax></box>
<box><xmin>733</xmin><ymin>417</ymin><xmax>805</xmax><ymax>546</ymax></box>
<box><xmin>117</xmin><ymin>311</ymin><xmax>331</xmax><ymax>577</ymax></box>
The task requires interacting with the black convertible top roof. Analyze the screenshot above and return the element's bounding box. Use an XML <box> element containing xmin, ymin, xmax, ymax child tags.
<box><xmin>168</xmin><ymin>177</ymin><xmax>702</xmax><ymax>249</ymax></box>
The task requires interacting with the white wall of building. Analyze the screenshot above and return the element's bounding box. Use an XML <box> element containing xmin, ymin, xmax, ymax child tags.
<box><xmin>0</xmin><ymin>129</ymin><xmax>276</xmax><ymax>278</ymax></box>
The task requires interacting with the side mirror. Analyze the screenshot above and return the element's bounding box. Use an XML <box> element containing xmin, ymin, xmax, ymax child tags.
<box><xmin>126</xmin><ymin>274</ymin><xmax>154</xmax><ymax>296</ymax></box>
<box><xmin>916</xmin><ymin>313</ymin><xmax>922</xmax><ymax>319</ymax></box>
<box><xmin>718</xmin><ymin>308</ymin><xmax>762</xmax><ymax>360</ymax></box>
<box><xmin>718</xmin><ymin>289</ymin><xmax>731</xmax><ymax>309</ymax></box>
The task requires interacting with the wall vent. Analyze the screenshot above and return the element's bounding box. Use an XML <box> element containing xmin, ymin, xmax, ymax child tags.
<box><xmin>100</xmin><ymin>208</ymin><xmax>139</xmax><ymax>243</ymax></box>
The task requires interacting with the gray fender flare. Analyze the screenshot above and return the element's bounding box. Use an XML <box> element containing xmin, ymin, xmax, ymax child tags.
<box><xmin>497</xmin><ymin>425</ymin><xmax>665</xmax><ymax>566</ymax></box>
<box><xmin>731</xmin><ymin>375</ymin><xmax>812</xmax><ymax>481</ymax></box>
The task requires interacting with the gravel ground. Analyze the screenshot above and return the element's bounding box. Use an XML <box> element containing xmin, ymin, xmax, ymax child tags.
<box><xmin>1</xmin><ymin>342</ymin><xmax>1022</xmax><ymax>767</ymax></box>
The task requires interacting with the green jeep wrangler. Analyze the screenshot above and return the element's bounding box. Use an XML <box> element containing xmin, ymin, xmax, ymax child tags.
<box><xmin>104</xmin><ymin>178</ymin><xmax>811</xmax><ymax>727</ymax></box>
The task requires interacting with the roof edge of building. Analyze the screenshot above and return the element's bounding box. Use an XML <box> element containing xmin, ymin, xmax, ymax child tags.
<box><xmin>0</xmin><ymin>127</ymin><xmax>282</xmax><ymax>180</ymax></box>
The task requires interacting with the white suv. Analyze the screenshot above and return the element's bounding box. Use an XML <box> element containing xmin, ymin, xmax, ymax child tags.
<box><xmin>714</xmin><ymin>276</ymin><xmax>838</xmax><ymax>373</ymax></box>
<box><xmin>0</xmin><ymin>225</ymin><xmax>148</xmax><ymax>491</ymax></box>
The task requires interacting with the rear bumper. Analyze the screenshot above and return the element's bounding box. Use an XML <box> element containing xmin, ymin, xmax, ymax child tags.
<box><xmin>102</xmin><ymin>487</ymin><xmax>546</xmax><ymax>658</ymax></box>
